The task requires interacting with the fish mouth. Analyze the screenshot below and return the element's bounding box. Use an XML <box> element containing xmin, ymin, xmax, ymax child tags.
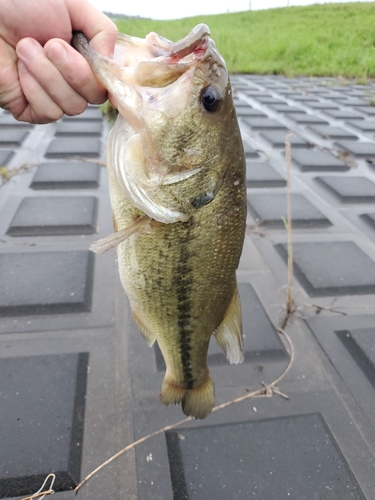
<box><xmin>116</xmin><ymin>24</ymin><xmax>211</xmax><ymax>88</ymax></box>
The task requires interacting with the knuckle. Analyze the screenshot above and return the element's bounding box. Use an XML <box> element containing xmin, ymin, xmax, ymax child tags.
<box><xmin>64</xmin><ymin>100</ymin><xmax>87</xmax><ymax>117</ymax></box>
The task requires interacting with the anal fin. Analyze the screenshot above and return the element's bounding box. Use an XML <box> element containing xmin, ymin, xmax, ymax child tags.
<box><xmin>132</xmin><ymin>309</ymin><xmax>156</xmax><ymax>347</ymax></box>
<box><xmin>213</xmin><ymin>287</ymin><xmax>244</xmax><ymax>364</ymax></box>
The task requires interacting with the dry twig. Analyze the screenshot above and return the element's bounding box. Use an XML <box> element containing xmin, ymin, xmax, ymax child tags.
<box><xmin>20</xmin><ymin>474</ymin><xmax>55</xmax><ymax>500</ymax></box>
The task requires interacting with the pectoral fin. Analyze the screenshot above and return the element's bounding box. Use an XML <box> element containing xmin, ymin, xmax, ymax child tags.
<box><xmin>213</xmin><ymin>287</ymin><xmax>244</xmax><ymax>364</ymax></box>
<box><xmin>89</xmin><ymin>215</ymin><xmax>151</xmax><ymax>254</ymax></box>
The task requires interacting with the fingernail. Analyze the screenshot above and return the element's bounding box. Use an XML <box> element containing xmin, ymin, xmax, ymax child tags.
<box><xmin>17</xmin><ymin>38</ymin><xmax>38</xmax><ymax>59</ymax></box>
<box><xmin>47</xmin><ymin>42</ymin><xmax>67</xmax><ymax>64</ymax></box>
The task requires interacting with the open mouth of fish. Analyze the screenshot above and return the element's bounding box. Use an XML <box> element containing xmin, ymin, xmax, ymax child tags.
<box><xmin>73</xmin><ymin>23</ymin><xmax>223</xmax><ymax>131</ymax></box>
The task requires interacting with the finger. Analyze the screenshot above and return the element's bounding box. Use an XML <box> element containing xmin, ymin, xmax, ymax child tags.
<box><xmin>66</xmin><ymin>0</ymin><xmax>118</xmax><ymax>56</ymax></box>
<box><xmin>17</xmin><ymin>37</ymin><xmax>88</xmax><ymax>116</ymax></box>
<box><xmin>17</xmin><ymin>59</ymin><xmax>64</xmax><ymax>124</ymax></box>
<box><xmin>45</xmin><ymin>38</ymin><xmax>107</xmax><ymax>104</ymax></box>
<box><xmin>0</xmin><ymin>37</ymin><xmax>28</xmax><ymax>119</ymax></box>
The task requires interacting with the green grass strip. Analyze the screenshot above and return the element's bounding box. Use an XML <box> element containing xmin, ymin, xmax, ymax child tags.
<box><xmin>114</xmin><ymin>2</ymin><xmax>375</xmax><ymax>77</ymax></box>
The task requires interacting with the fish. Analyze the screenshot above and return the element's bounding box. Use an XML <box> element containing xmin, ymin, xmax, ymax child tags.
<box><xmin>72</xmin><ymin>24</ymin><xmax>247</xmax><ymax>419</ymax></box>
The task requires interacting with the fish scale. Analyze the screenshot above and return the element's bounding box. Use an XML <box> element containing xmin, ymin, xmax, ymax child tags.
<box><xmin>73</xmin><ymin>24</ymin><xmax>246</xmax><ymax>419</ymax></box>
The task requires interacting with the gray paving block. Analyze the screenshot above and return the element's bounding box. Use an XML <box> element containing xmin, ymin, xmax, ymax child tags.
<box><xmin>0</xmin><ymin>251</ymin><xmax>94</xmax><ymax>316</ymax></box>
<box><xmin>292</xmin><ymin>150</ymin><xmax>349</xmax><ymax>172</ymax></box>
<box><xmin>55</xmin><ymin>120</ymin><xmax>102</xmax><ymax>136</ymax></box>
<box><xmin>7</xmin><ymin>196</ymin><xmax>98</xmax><ymax>236</ymax></box>
<box><xmin>0</xmin><ymin>352</ymin><xmax>88</xmax><ymax>498</ymax></box>
<box><xmin>247</xmin><ymin>193</ymin><xmax>331</xmax><ymax>228</ymax></box>
<box><xmin>237</xmin><ymin>108</ymin><xmax>267</xmax><ymax>118</ymax></box>
<box><xmin>45</xmin><ymin>138</ymin><xmax>101</xmax><ymax>158</ymax></box>
<box><xmin>62</xmin><ymin>107</ymin><xmax>103</xmax><ymax>121</ymax></box>
<box><xmin>166</xmin><ymin>413</ymin><xmax>365</xmax><ymax>500</ymax></box>
<box><xmin>0</xmin><ymin>130</ymin><xmax>29</xmax><ymax>146</ymax></box>
<box><xmin>243</xmin><ymin>141</ymin><xmax>260</xmax><ymax>158</ymax></box>
<box><xmin>246</xmin><ymin>161</ymin><xmax>286</xmax><ymax>188</ymax></box>
<box><xmin>243</xmin><ymin>118</ymin><xmax>286</xmax><ymax>130</ymax></box>
<box><xmin>0</xmin><ymin>150</ymin><xmax>14</xmax><ymax>166</ymax></box>
<box><xmin>0</xmin><ymin>113</ymin><xmax>33</xmax><ymax>128</ymax></box>
<box><xmin>335</xmin><ymin>141</ymin><xmax>375</xmax><ymax>158</ymax></box>
<box><xmin>316</xmin><ymin>176</ymin><xmax>375</xmax><ymax>202</ymax></box>
<box><xmin>269</xmin><ymin>104</ymin><xmax>304</xmax><ymax>113</ymax></box>
<box><xmin>325</xmin><ymin>109</ymin><xmax>364</xmax><ymax>120</ymax></box>
<box><xmin>30</xmin><ymin>161</ymin><xmax>101</xmax><ymax>189</ymax></box>
<box><xmin>347</xmin><ymin>120</ymin><xmax>375</xmax><ymax>132</ymax></box>
<box><xmin>286</xmin><ymin>113</ymin><xmax>329</xmax><ymax>125</ymax></box>
<box><xmin>308</xmin><ymin>125</ymin><xmax>358</xmax><ymax>140</ymax></box>
<box><xmin>275</xmin><ymin>241</ymin><xmax>375</xmax><ymax>296</ymax></box>
<box><xmin>259</xmin><ymin>130</ymin><xmax>310</xmax><ymax>149</ymax></box>
<box><xmin>306</xmin><ymin>315</ymin><xmax>375</xmax><ymax>431</ymax></box>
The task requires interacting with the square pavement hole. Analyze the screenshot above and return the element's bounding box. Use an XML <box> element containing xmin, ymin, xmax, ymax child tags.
<box><xmin>307</xmin><ymin>102</ymin><xmax>339</xmax><ymax>110</ymax></box>
<box><xmin>246</xmin><ymin>161</ymin><xmax>286</xmax><ymax>188</ymax></box>
<box><xmin>0</xmin><ymin>151</ymin><xmax>14</xmax><ymax>166</ymax></box>
<box><xmin>55</xmin><ymin>121</ymin><xmax>102</xmax><ymax>136</ymax></box>
<box><xmin>243</xmin><ymin>118</ymin><xmax>287</xmax><ymax>131</ymax></box>
<box><xmin>259</xmin><ymin>131</ymin><xmax>310</xmax><ymax>149</ymax></box>
<box><xmin>347</xmin><ymin>120</ymin><xmax>375</xmax><ymax>133</ymax></box>
<box><xmin>0</xmin><ymin>352</ymin><xmax>88</xmax><ymax>498</ymax></box>
<box><xmin>237</xmin><ymin>109</ymin><xmax>268</xmax><ymax>118</ymax></box>
<box><xmin>45</xmin><ymin>138</ymin><xmax>101</xmax><ymax>158</ymax></box>
<box><xmin>335</xmin><ymin>98</ymin><xmax>368</xmax><ymax>107</ymax></box>
<box><xmin>0</xmin><ymin>130</ymin><xmax>29</xmax><ymax>146</ymax></box>
<box><xmin>360</xmin><ymin>212</ymin><xmax>375</xmax><ymax>230</ymax></box>
<box><xmin>30</xmin><ymin>161</ymin><xmax>101</xmax><ymax>189</ymax></box>
<box><xmin>325</xmin><ymin>110</ymin><xmax>364</xmax><ymax>120</ymax></box>
<box><xmin>269</xmin><ymin>104</ymin><xmax>304</xmax><ymax>114</ymax></box>
<box><xmin>335</xmin><ymin>141</ymin><xmax>375</xmax><ymax>158</ymax></box>
<box><xmin>255</xmin><ymin>97</ymin><xmax>286</xmax><ymax>105</ymax></box>
<box><xmin>336</xmin><ymin>329</ymin><xmax>375</xmax><ymax>390</ymax></box>
<box><xmin>243</xmin><ymin>141</ymin><xmax>260</xmax><ymax>159</ymax></box>
<box><xmin>275</xmin><ymin>241</ymin><xmax>375</xmax><ymax>296</ymax></box>
<box><xmin>166</xmin><ymin>413</ymin><xmax>365</xmax><ymax>500</ymax></box>
<box><xmin>292</xmin><ymin>150</ymin><xmax>349</xmax><ymax>172</ymax></box>
<box><xmin>247</xmin><ymin>193</ymin><xmax>331</xmax><ymax>228</ymax></box>
<box><xmin>315</xmin><ymin>176</ymin><xmax>375</xmax><ymax>203</ymax></box>
<box><xmin>308</xmin><ymin>125</ymin><xmax>358</xmax><ymax>141</ymax></box>
<box><xmin>355</xmin><ymin>106</ymin><xmax>375</xmax><ymax>116</ymax></box>
<box><xmin>0</xmin><ymin>251</ymin><xmax>94</xmax><ymax>316</ymax></box>
<box><xmin>7</xmin><ymin>196</ymin><xmax>98</xmax><ymax>236</ymax></box>
<box><xmin>286</xmin><ymin>113</ymin><xmax>329</xmax><ymax>125</ymax></box>
<box><xmin>154</xmin><ymin>283</ymin><xmax>288</xmax><ymax>371</ymax></box>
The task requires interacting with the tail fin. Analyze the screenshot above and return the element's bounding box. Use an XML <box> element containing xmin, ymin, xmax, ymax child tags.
<box><xmin>160</xmin><ymin>375</ymin><xmax>215</xmax><ymax>419</ymax></box>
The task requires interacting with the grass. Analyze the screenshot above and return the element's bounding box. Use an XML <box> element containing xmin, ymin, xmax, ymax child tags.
<box><xmin>115</xmin><ymin>2</ymin><xmax>375</xmax><ymax>77</ymax></box>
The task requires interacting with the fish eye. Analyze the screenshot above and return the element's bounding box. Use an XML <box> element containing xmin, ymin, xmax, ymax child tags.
<box><xmin>201</xmin><ymin>86</ymin><xmax>222</xmax><ymax>112</ymax></box>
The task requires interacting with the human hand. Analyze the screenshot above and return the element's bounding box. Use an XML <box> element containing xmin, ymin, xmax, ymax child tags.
<box><xmin>0</xmin><ymin>0</ymin><xmax>117</xmax><ymax>123</ymax></box>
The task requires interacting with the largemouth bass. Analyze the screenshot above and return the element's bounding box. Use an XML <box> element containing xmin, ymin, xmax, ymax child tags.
<box><xmin>73</xmin><ymin>24</ymin><xmax>246</xmax><ymax>419</ymax></box>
